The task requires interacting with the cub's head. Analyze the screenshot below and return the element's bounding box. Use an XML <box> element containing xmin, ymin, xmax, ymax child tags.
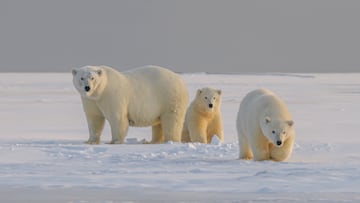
<box><xmin>261</xmin><ymin>117</ymin><xmax>294</xmax><ymax>147</ymax></box>
<box><xmin>72</xmin><ymin>66</ymin><xmax>105</xmax><ymax>99</ymax></box>
<box><xmin>195</xmin><ymin>87</ymin><xmax>222</xmax><ymax>113</ymax></box>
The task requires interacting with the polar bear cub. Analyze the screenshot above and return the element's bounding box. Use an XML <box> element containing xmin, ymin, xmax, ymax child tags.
<box><xmin>236</xmin><ymin>89</ymin><xmax>295</xmax><ymax>161</ymax></box>
<box><xmin>181</xmin><ymin>87</ymin><xmax>224</xmax><ymax>143</ymax></box>
<box><xmin>72</xmin><ymin>65</ymin><xmax>189</xmax><ymax>144</ymax></box>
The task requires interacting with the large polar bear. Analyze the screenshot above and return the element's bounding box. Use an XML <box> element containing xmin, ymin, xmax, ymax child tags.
<box><xmin>181</xmin><ymin>87</ymin><xmax>223</xmax><ymax>143</ymax></box>
<box><xmin>72</xmin><ymin>65</ymin><xmax>189</xmax><ymax>144</ymax></box>
<box><xmin>236</xmin><ymin>89</ymin><xmax>295</xmax><ymax>161</ymax></box>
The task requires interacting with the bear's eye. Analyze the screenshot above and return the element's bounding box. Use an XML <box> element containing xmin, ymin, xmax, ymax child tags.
<box><xmin>91</xmin><ymin>77</ymin><xmax>94</xmax><ymax>80</ymax></box>
<box><xmin>213</xmin><ymin>97</ymin><xmax>216</xmax><ymax>100</ymax></box>
<box><xmin>80</xmin><ymin>77</ymin><xmax>84</xmax><ymax>81</ymax></box>
<box><xmin>272</xmin><ymin>130</ymin><xmax>275</xmax><ymax>134</ymax></box>
<box><xmin>205</xmin><ymin>97</ymin><xmax>208</xmax><ymax>100</ymax></box>
<box><xmin>282</xmin><ymin>131</ymin><xmax>286</xmax><ymax>134</ymax></box>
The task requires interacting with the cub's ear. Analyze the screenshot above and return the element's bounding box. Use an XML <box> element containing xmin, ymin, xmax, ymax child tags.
<box><xmin>217</xmin><ymin>89</ymin><xmax>222</xmax><ymax>95</ymax></box>
<box><xmin>287</xmin><ymin>120</ymin><xmax>294</xmax><ymax>127</ymax></box>
<box><xmin>265</xmin><ymin>117</ymin><xmax>271</xmax><ymax>124</ymax></box>
<box><xmin>96</xmin><ymin>69</ymin><xmax>102</xmax><ymax>76</ymax></box>
<box><xmin>197</xmin><ymin>89</ymin><xmax>202</xmax><ymax>95</ymax></box>
<box><xmin>72</xmin><ymin>68</ymin><xmax>77</xmax><ymax>76</ymax></box>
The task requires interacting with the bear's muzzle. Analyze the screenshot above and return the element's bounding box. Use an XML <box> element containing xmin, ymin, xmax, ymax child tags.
<box><xmin>85</xmin><ymin>86</ymin><xmax>91</xmax><ymax>92</ymax></box>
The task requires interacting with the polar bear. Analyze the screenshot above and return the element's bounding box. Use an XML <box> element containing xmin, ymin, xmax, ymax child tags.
<box><xmin>236</xmin><ymin>89</ymin><xmax>295</xmax><ymax>161</ymax></box>
<box><xmin>72</xmin><ymin>65</ymin><xmax>189</xmax><ymax>144</ymax></box>
<box><xmin>181</xmin><ymin>87</ymin><xmax>223</xmax><ymax>144</ymax></box>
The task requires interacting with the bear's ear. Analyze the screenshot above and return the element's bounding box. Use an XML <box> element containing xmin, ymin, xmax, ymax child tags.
<box><xmin>286</xmin><ymin>120</ymin><xmax>294</xmax><ymax>127</ymax></box>
<box><xmin>72</xmin><ymin>68</ymin><xmax>77</xmax><ymax>76</ymax></box>
<box><xmin>197</xmin><ymin>89</ymin><xmax>202</xmax><ymax>95</ymax></box>
<box><xmin>96</xmin><ymin>69</ymin><xmax>102</xmax><ymax>76</ymax></box>
<box><xmin>217</xmin><ymin>89</ymin><xmax>222</xmax><ymax>95</ymax></box>
<box><xmin>265</xmin><ymin>117</ymin><xmax>271</xmax><ymax>124</ymax></box>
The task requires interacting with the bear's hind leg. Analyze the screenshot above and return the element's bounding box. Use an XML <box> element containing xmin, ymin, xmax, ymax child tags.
<box><xmin>161</xmin><ymin>113</ymin><xmax>183</xmax><ymax>143</ymax></box>
<box><xmin>150</xmin><ymin>124</ymin><xmax>164</xmax><ymax>144</ymax></box>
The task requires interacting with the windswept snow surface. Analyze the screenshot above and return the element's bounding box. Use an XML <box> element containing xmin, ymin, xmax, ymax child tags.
<box><xmin>0</xmin><ymin>73</ymin><xmax>360</xmax><ymax>202</ymax></box>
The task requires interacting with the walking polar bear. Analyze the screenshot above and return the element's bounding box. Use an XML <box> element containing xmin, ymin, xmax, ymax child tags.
<box><xmin>181</xmin><ymin>87</ymin><xmax>223</xmax><ymax>143</ymax></box>
<box><xmin>72</xmin><ymin>65</ymin><xmax>189</xmax><ymax>144</ymax></box>
<box><xmin>236</xmin><ymin>89</ymin><xmax>295</xmax><ymax>161</ymax></box>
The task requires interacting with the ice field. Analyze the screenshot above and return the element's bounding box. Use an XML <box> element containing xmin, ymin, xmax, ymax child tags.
<box><xmin>0</xmin><ymin>72</ymin><xmax>359</xmax><ymax>202</ymax></box>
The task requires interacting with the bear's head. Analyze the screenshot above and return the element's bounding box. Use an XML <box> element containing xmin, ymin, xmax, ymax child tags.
<box><xmin>195</xmin><ymin>87</ymin><xmax>222</xmax><ymax>113</ymax></box>
<box><xmin>260</xmin><ymin>117</ymin><xmax>294</xmax><ymax>147</ymax></box>
<box><xmin>72</xmin><ymin>66</ymin><xmax>106</xmax><ymax>99</ymax></box>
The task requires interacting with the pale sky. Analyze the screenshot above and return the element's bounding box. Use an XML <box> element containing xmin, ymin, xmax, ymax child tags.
<box><xmin>1</xmin><ymin>0</ymin><xmax>359</xmax><ymax>73</ymax></box>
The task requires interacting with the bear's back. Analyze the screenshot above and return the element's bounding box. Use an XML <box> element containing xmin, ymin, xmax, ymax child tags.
<box><xmin>126</xmin><ymin>66</ymin><xmax>183</xmax><ymax>92</ymax></box>
<box><xmin>125</xmin><ymin>65</ymin><xmax>188</xmax><ymax>115</ymax></box>
<box><xmin>125</xmin><ymin>65</ymin><xmax>178</xmax><ymax>80</ymax></box>
<box><xmin>240</xmin><ymin>89</ymin><xmax>272</xmax><ymax>114</ymax></box>
<box><xmin>100</xmin><ymin>65</ymin><xmax>178</xmax><ymax>82</ymax></box>
<box><xmin>243</xmin><ymin>88</ymin><xmax>291</xmax><ymax>119</ymax></box>
<box><xmin>238</xmin><ymin>88</ymin><xmax>291</xmax><ymax>124</ymax></box>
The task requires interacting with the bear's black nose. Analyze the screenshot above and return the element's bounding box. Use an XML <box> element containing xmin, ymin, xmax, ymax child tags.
<box><xmin>276</xmin><ymin>140</ymin><xmax>282</xmax><ymax>146</ymax></box>
<box><xmin>209</xmin><ymin>103</ymin><xmax>213</xmax><ymax>108</ymax></box>
<box><xmin>84</xmin><ymin>86</ymin><xmax>91</xmax><ymax>92</ymax></box>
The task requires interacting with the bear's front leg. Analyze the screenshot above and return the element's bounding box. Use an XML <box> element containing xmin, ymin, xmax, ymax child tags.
<box><xmin>252</xmin><ymin>147</ymin><xmax>270</xmax><ymax>161</ymax></box>
<box><xmin>250</xmin><ymin>139</ymin><xmax>271</xmax><ymax>161</ymax></box>
<box><xmin>85</xmin><ymin>114</ymin><xmax>105</xmax><ymax>144</ymax></box>
<box><xmin>108</xmin><ymin>117</ymin><xmax>129</xmax><ymax>144</ymax></box>
<box><xmin>238</xmin><ymin>133</ymin><xmax>253</xmax><ymax>160</ymax></box>
<box><xmin>181</xmin><ymin>126</ymin><xmax>191</xmax><ymax>143</ymax></box>
<box><xmin>188</xmin><ymin>120</ymin><xmax>208</xmax><ymax>143</ymax></box>
<box><xmin>82</xmin><ymin>100</ymin><xmax>106</xmax><ymax>145</ymax></box>
<box><xmin>208</xmin><ymin>115</ymin><xmax>224</xmax><ymax>144</ymax></box>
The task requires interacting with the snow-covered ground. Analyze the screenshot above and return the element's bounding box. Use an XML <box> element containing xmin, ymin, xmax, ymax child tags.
<box><xmin>0</xmin><ymin>72</ymin><xmax>360</xmax><ymax>202</ymax></box>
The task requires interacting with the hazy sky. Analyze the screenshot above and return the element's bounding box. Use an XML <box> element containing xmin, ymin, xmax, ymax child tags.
<box><xmin>1</xmin><ymin>0</ymin><xmax>360</xmax><ymax>73</ymax></box>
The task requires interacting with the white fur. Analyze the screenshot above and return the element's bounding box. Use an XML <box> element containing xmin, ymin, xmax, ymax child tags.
<box><xmin>72</xmin><ymin>65</ymin><xmax>189</xmax><ymax>144</ymax></box>
<box><xmin>236</xmin><ymin>88</ymin><xmax>295</xmax><ymax>161</ymax></box>
<box><xmin>182</xmin><ymin>87</ymin><xmax>223</xmax><ymax>144</ymax></box>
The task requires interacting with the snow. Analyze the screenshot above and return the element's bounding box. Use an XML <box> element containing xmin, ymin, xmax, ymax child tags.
<box><xmin>1</xmin><ymin>72</ymin><xmax>360</xmax><ymax>202</ymax></box>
